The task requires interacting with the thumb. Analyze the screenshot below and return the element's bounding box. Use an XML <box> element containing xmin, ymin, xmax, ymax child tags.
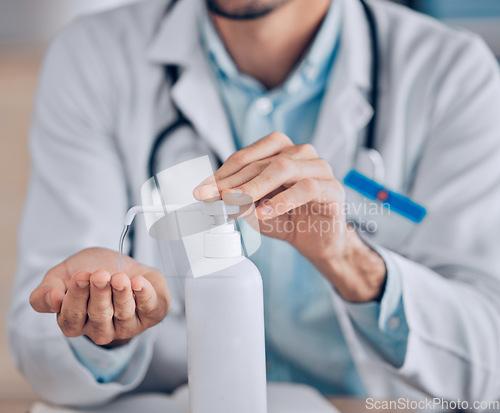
<box><xmin>29</xmin><ymin>266</ymin><xmax>68</xmax><ymax>313</ymax></box>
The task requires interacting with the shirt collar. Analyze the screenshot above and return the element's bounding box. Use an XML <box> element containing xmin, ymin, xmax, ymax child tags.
<box><xmin>146</xmin><ymin>0</ymin><xmax>371</xmax><ymax>93</ymax></box>
<box><xmin>200</xmin><ymin>0</ymin><xmax>343</xmax><ymax>93</ymax></box>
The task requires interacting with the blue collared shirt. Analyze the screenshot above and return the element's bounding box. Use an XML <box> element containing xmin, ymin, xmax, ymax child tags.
<box><xmin>200</xmin><ymin>0</ymin><xmax>409</xmax><ymax>396</ymax></box>
<box><xmin>69</xmin><ymin>0</ymin><xmax>409</xmax><ymax>393</ymax></box>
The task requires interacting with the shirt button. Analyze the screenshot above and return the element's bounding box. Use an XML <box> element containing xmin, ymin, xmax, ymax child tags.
<box><xmin>304</xmin><ymin>64</ymin><xmax>319</xmax><ymax>81</ymax></box>
<box><xmin>286</xmin><ymin>76</ymin><xmax>303</xmax><ymax>94</ymax></box>
<box><xmin>387</xmin><ymin>317</ymin><xmax>401</xmax><ymax>331</ymax></box>
<box><xmin>255</xmin><ymin>97</ymin><xmax>274</xmax><ymax>116</ymax></box>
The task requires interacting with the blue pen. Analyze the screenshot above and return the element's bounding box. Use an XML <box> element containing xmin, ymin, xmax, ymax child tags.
<box><xmin>343</xmin><ymin>170</ymin><xmax>427</xmax><ymax>223</ymax></box>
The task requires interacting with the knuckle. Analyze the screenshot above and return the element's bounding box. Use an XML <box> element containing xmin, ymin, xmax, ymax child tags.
<box><xmin>113</xmin><ymin>309</ymin><xmax>134</xmax><ymax>323</ymax></box>
<box><xmin>114</xmin><ymin>329</ymin><xmax>134</xmax><ymax>341</ymax></box>
<box><xmin>141</xmin><ymin>307</ymin><xmax>157</xmax><ymax>318</ymax></box>
<box><xmin>228</xmin><ymin>150</ymin><xmax>247</xmax><ymax>166</ymax></box>
<box><xmin>96</xmin><ymin>301</ymin><xmax>113</xmax><ymax>313</ymax></box>
<box><xmin>86</xmin><ymin>323</ymin><xmax>113</xmax><ymax>345</ymax></box>
<box><xmin>91</xmin><ymin>334</ymin><xmax>113</xmax><ymax>346</ymax></box>
<box><xmin>88</xmin><ymin>306</ymin><xmax>113</xmax><ymax>322</ymax></box>
<box><xmin>61</xmin><ymin>328</ymin><xmax>80</xmax><ymax>338</ymax></box>
<box><xmin>270</xmin><ymin>131</ymin><xmax>291</xmax><ymax>144</ymax></box>
<box><xmin>317</xmin><ymin>158</ymin><xmax>333</xmax><ymax>174</ymax></box>
<box><xmin>274</xmin><ymin>157</ymin><xmax>292</xmax><ymax>171</ymax></box>
<box><xmin>302</xmin><ymin>178</ymin><xmax>319</xmax><ymax>194</ymax></box>
<box><xmin>298</xmin><ymin>143</ymin><xmax>317</xmax><ymax>157</ymax></box>
<box><xmin>114</xmin><ymin>321</ymin><xmax>137</xmax><ymax>339</ymax></box>
<box><xmin>138</xmin><ymin>297</ymin><xmax>157</xmax><ymax>316</ymax></box>
<box><xmin>57</xmin><ymin>316</ymin><xmax>79</xmax><ymax>337</ymax></box>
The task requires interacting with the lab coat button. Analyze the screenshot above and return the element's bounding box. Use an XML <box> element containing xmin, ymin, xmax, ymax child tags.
<box><xmin>387</xmin><ymin>317</ymin><xmax>401</xmax><ymax>330</ymax></box>
<box><xmin>255</xmin><ymin>97</ymin><xmax>274</xmax><ymax>116</ymax></box>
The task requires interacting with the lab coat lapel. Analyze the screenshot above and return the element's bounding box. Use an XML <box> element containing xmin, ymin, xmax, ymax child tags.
<box><xmin>170</xmin><ymin>52</ymin><xmax>236</xmax><ymax>162</ymax></box>
<box><xmin>313</xmin><ymin>0</ymin><xmax>374</xmax><ymax>179</ymax></box>
<box><xmin>147</xmin><ymin>0</ymin><xmax>235</xmax><ymax>163</ymax></box>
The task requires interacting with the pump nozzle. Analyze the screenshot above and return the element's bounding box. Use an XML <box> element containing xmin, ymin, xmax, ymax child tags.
<box><xmin>123</xmin><ymin>201</ymin><xmax>239</xmax><ymax>227</ymax></box>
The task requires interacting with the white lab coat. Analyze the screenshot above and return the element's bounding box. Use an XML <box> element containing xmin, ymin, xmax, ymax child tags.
<box><xmin>8</xmin><ymin>0</ymin><xmax>500</xmax><ymax>408</ymax></box>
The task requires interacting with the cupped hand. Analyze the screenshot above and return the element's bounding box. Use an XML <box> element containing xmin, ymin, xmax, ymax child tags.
<box><xmin>29</xmin><ymin>248</ymin><xmax>170</xmax><ymax>346</ymax></box>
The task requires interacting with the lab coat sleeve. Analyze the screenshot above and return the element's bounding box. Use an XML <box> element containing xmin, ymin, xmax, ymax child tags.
<box><xmin>343</xmin><ymin>246</ymin><xmax>409</xmax><ymax>368</ymax></box>
<box><xmin>67</xmin><ymin>336</ymin><xmax>140</xmax><ymax>384</ymax></box>
<box><xmin>345</xmin><ymin>36</ymin><xmax>500</xmax><ymax>403</ymax></box>
<box><xmin>7</xmin><ymin>19</ymin><xmax>157</xmax><ymax>406</ymax></box>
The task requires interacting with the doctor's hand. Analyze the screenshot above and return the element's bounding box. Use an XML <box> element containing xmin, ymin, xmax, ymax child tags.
<box><xmin>29</xmin><ymin>248</ymin><xmax>170</xmax><ymax>347</ymax></box>
<box><xmin>195</xmin><ymin>132</ymin><xmax>386</xmax><ymax>302</ymax></box>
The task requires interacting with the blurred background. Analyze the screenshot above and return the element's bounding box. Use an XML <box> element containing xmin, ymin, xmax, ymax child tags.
<box><xmin>0</xmin><ymin>0</ymin><xmax>499</xmax><ymax>410</ymax></box>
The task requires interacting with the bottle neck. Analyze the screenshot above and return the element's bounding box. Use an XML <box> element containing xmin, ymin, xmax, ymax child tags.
<box><xmin>204</xmin><ymin>221</ymin><xmax>242</xmax><ymax>258</ymax></box>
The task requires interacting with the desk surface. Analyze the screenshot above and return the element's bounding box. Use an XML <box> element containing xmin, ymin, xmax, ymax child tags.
<box><xmin>0</xmin><ymin>398</ymin><xmax>416</xmax><ymax>413</ymax></box>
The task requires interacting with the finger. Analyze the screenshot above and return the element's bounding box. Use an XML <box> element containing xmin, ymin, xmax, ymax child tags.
<box><xmin>30</xmin><ymin>272</ymin><xmax>67</xmax><ymax>314</ymax></box>
<box><xmin>213</xmin><ymin>159</ymin><xmax>270</xmax><ymax>193</ymax></box>
<box><xmin>110</xmin><ymin>273</ymin><xmax>137</xmax><ymax>340</ymax></box>
<box><xmin>193</xmin><ymin>182</ymin><xmax>222</xmax><ymax>202</ymax></box>
<box><xmin>223</xmin><ymin>158</ymin><xmax>334</xmax><ymax>204</ymax></box>
<box><xmin>131</xmin><ymin>275</ymin><xmax>161</xmax><ymax>326</ymax></box>
<box><xmin>195</xmin><ymin>143</ymin><xmax>316</xmax><ymax>199</ymax></box>
<box><xmin>57</xmin><ymin>271</ymin><xmax>91</xmax><ymax>337</ymax></box>
<box><xmin>194</xmin><ymin>132</ymin><xmax>293</xmax><ymax>197</ymax></box>
<box><xmin>85</xmin><ymin>270</ymin><xmax>114</xmax><ymax>345</ymax></box>
<box><xmin>256</xmin><ymin>179</ymin><xmax>342</xmax><ymax>220</ymax></box>
<box><xmin>195</xmin><ymin>144</ymin><xmax>321</xmax><ymax>202</ymax></box>
<box><xmin>281</xmin><ymin>143</ymin><xmax>318</xmax><ymax>160</ymax></box>
<box><xmin>217</xmin><ymin>132</ymin><xmax>293</xmax><ymax>179</ymax></box>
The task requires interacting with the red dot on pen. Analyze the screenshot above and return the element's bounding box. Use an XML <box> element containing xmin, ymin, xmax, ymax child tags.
<box><xmin>377</xmin><ymin>189</ymin><xmax>389</xmax><ymax>202</ymax></box>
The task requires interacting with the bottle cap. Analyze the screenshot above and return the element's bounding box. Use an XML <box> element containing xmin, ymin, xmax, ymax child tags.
<box><xmin>203</xmin><ymin>201</ymin><xmax>242</xmax><ymax>258</ymax></box>
<box><xmin>204</xmin><ymin>226</ymin><xmax>242</xmax><ymax>258</ymax></box>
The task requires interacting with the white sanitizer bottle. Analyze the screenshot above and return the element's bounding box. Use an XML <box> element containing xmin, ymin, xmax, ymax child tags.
<box><xmin>185</xmin><ymin>202</ymin><xmax>268</xmax><ymax>413</ymax></box>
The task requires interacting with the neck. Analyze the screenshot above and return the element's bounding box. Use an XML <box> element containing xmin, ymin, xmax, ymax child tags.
<box><xmin>210</xmin><ymin>0</ymin><xmax>331</xmax><ymax>89</ymax></box>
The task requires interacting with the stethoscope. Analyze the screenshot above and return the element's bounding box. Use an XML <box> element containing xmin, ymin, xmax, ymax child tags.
<box><xmin>148</xmin><ymin>0</ymin><xmax>382</xmax><ymax>181</ymax></box>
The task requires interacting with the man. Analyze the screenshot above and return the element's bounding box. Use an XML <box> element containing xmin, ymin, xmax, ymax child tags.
<box><xmin>9</xmin><ymin>0</ymin><xmax>500</xmax><ymax>407</ymax></box>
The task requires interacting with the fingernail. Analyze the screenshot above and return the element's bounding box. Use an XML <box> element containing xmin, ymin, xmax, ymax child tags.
<box><xmin>198</xmin><ymin>184</ymin><xmax>221</xmax><ymax>199</ymax></box>
<box><xmin>228</xmin><ymin>189</ymin><xmax>243</xmax><ymax>197</ymax></box>
<box><xmin>113</xmin><ymin>285</ymin><xmax>125</xmax><ymax>292</ymax></box>
<box><xmin>132</xmin><ymin>286</ymin><xmax>143</xmax><ymax>292</ymax></box>
<box><xmin>76</xmin><ymin>280</ymin><xmax>89</xmax><ymax>288</ymax></box>
<box><xmin>45</xmin><ymin>292</ymin><xmax>52</xmax><ymax>309</ymax></box>
<box><xmin>93</xmin><ymin>281</ymin><xmax>108</xmax><ymax>289</ymax></box>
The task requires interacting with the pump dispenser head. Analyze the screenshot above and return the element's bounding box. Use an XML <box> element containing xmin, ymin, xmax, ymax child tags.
<box><xmin>201</xmin><ymin>201</ymin><xmax>242</xmax><ymax>259</ymax></box>
<box><xmin>123</xmin><ymin>200</ymin><xmax>239</xmax><ymax>235</ymax></box>
<box><xmin>122</xmin><ymin>200</ymin><xmax>242</xmax><ymax>271</ymax></box>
